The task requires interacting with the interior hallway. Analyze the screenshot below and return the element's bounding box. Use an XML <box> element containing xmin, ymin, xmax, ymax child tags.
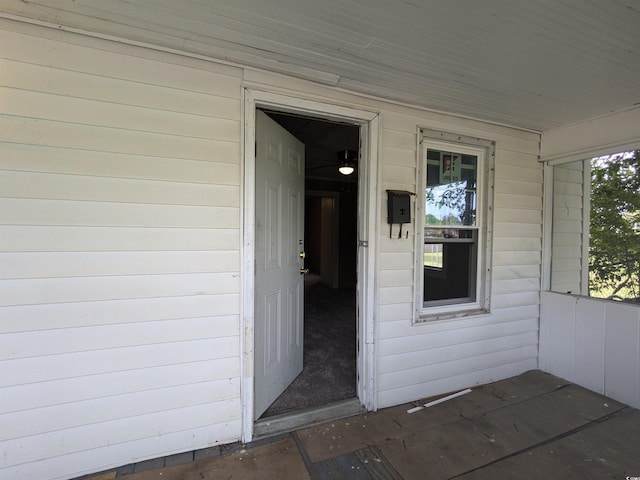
<box><xmin>78</xmin><ymin>370</ymin><xmax>640</xmax><ymax>480</ymax></box>
<box><xmin>263</xmin><ymin>277</ymin><xmax>357</xmax><ymax>417</ymax></box>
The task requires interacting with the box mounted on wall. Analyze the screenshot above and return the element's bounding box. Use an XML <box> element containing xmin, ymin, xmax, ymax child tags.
<box><xmin>386</xmin><ymin>190</ymin><xmax>414</xmax><ymax>238</ymax></box>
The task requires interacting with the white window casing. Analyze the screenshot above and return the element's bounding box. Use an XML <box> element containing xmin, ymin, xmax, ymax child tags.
<box><xmin>415</xmin><ymin>130</ymin><xmax>495</xmax><ymax>322</ymax></box>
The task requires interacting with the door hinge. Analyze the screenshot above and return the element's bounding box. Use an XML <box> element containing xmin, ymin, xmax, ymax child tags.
<box><xmin>358</xmin><ymin>240</ymin><xmax>368</xmax><ymax>247</ymax></box>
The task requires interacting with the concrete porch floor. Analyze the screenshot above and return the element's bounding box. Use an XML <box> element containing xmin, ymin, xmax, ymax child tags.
<box><xmin>81</xmin><ymin>370</ymin><xmax>640</xmax><ymax>480</ymax></box>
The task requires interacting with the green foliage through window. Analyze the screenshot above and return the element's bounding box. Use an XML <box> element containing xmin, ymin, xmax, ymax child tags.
<box><xmin>589</xmin><ymin>150</ymin><xmax>640</xmax><ymax>303</ymax></box>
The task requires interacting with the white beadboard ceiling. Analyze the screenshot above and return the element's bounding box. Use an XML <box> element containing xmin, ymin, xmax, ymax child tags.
<box><xmin>3</xmin><ymin>0</ymin><xmax>639</xmax><ymax>131</ymax></box>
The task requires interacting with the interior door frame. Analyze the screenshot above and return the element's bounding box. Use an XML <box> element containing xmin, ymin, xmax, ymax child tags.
<box><xmin>241</xmin><ymin>88</ymin><xmax>379</xmax><ymax>442</ymax></box>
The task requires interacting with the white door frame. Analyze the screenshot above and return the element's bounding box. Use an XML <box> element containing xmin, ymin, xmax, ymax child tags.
<box><xmin>241</xmin><ymin>88</ymin><xmax>379</xmax><ymax>442</ymax></box>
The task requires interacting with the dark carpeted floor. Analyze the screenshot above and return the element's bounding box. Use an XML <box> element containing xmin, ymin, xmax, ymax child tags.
<box><xmin>262</xmin><ymin>280</ymin><xmax>356</xmax><ymax>417</ymax></box>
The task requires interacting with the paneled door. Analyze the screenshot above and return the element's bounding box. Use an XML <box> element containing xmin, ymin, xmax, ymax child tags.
<box><xmin>254</xmin><ymin>110</ymin><xmax>305</xmax><ymax>419</ymax></box>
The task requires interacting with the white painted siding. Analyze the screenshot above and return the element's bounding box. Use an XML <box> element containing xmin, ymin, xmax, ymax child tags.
<box><xmin>550</xmin><ymin>160</ymin><xmax>588</xmax><ymax>294</ymax></box>
<box><xmin>243</xmin><ymin>69</ymin><xmax>543</xmax><ymax>409</ymax></box>
<box><xmin>0</xmin><ymin>19</ymin><xmax>243</xmax><ymax>480</ymax></box>
<box><xmin>540</xmin><ymin>291</ymin><xmax>640</xmax><ymax>408</ymax></box>
<box><xmin>2</xmin><ymin>17</ymin><xmax>544</xmax><ymax>480</ymax></box>
<box><xmin>249</xmin><ymin>69</ymin><xmax>543</xmax><ymax>408</ymax></box>
<box><xmin>375</xmin><ymin>111</ymin><xmax>541</xmax><ymax>407</ymax></box>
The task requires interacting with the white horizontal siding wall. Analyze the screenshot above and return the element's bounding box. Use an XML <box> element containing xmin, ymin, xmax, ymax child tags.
<box><xmin>376</xmin><ymin>112</ymin><xmax>541</xmax><ymax>407</ymax></box>
<box><xmin>0</xmin><ymin>19</ymin><xmax>242</xmax><ymax>480</ymax></box>
<box><xmin>550</xmin><ymin>160</ymin><xmax>587</xmax><ymax>295</ymax></box>
<box><xmin>244</xmin><ymin>68</ymin><xmax>542</xmax><ymax>409</ymax></box>
<box><xmin>1</xmin><ymin>17</ymin><xmax>545</xmax><ymax>480</ymax></box>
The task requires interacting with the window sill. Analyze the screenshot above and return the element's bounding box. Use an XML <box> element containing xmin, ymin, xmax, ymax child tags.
<box><xmin>415</xmin><ymin>307</ymin><xmax>490</xmax><ymax>324</ymax></box>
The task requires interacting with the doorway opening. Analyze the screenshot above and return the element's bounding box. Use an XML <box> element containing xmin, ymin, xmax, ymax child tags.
<box><xmin>255</xmin><ymin>109</ymin><xmax>361</xmax><ymax>425</ymax></box>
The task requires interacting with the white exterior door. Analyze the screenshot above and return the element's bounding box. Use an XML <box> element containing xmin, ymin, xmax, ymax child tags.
<box><xmin>254</xmin><ymin>110</ymin><xmax>305</xmax><ymax>419</ymax></box>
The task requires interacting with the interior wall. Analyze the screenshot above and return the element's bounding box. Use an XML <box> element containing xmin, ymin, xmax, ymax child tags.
<box><xmin>306</xmin><ymin>179</ymin><xmax>358</xmax><ymax>288</ymax></box>
<box><xmin>306</xmin><ymin>197</ymin><xmax>324</xmax><ymax>274</ymax></box>
<box><xmin>319</xmin><ymin>197</ymin><xmax>335</xmax><ymax>286</ymax></box>
<box><xmin>303</xmin><ymin>195</ymin><xmax>337</xmax><ymax>286</ymax></box>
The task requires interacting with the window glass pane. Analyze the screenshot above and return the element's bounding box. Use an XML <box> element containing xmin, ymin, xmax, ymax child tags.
<box><xmin>425</xmin><ymin>228</ymin><xmax>475</xmax><ymax>239</ymax></box>
<box><xmin>425</xmin><ymin>149</ymin><xmax>477</xmax><ymax>226</ymax></box>
<box><xmin>418</xmin><ymin>138</ymin><xmax>492</xmax><ymax>318</ymax></box>
<box><xmin>423</xmin><ymin>241</ymin><xmax>477</xmax><ymax>302</ymax></box>
<box><xmin>589</xmin><ymin>151</ymin><xmax>640</xmax><ymax>302</ymax></box>
<box><xmin>550</xmin><ymin>159</ymin><xmax>587</xmax><ymax>295</ymax></box>
<box><xmin>424</xmin><ymin>243</ymin><xmax>443</xmax><ymax>269</ymax></box>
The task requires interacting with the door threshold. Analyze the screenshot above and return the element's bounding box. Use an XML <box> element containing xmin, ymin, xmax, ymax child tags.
<box><xmin>254</xmin><ymin>398</ymin><xmax>366</xmax><ymax>439</ymax></box>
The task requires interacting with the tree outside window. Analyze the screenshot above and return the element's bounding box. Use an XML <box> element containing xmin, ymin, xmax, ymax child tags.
<box><xmin>589</xmin><ymin>150</ymin><xmax>640</xmax><ymax>303</ymax></box>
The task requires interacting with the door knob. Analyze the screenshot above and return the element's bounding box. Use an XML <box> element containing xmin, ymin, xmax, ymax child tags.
<box><xmin>299</xmin><ymin>268</ymin><xmax>310</xmax><ymax>275</ymax></box>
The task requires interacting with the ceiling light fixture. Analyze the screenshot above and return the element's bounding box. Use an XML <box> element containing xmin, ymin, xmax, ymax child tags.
<box><xmin>337</xmin><ymin>150</ymin><xmax>357</xmax><ymax>176</ymax></box>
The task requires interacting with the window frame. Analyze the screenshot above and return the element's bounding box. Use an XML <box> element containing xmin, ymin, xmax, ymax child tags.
<box><xmin>547</xmin><ymin>151</ymin><xmax>640</xmax><ymax>301</ymax></box>
<box><xmin>415</xmin><ymin>132</ymin><xmax>495</xmax><ymax>322</ymax></box>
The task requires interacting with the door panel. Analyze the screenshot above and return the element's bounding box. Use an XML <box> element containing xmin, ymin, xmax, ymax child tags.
<box><xmin>254</xmin><ymin>110</ymin><xmax>305</xmax><ymax>420</ymax></box>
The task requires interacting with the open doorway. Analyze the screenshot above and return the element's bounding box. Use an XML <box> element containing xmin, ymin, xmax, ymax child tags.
<box><xmin>257</xmin><ymin>110</ymin><xmax>360</xmax><ymax>419</ymax></box>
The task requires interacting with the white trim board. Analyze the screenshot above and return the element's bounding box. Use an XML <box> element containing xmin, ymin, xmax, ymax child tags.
<box><xmin>241</xmin><ymin>89</ymin><xmax>380</xmax><ymax>442</ymax></box>
<box><xmin>540</xmin><ymin>105</ymin><xmax>640</xmax><ymax>164</ymax></box>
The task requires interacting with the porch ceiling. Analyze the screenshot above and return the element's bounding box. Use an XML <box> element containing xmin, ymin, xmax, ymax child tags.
<box><xmin>3</xmin><ymin>0</ymin><xmax>639</xmax><ymax>131</ymax></box>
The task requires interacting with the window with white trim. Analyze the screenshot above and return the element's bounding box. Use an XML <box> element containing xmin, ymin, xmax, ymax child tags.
<box><xmin>549</xmin><ymin>150</ymin><xmax>639</xmax><ymax>302</ymax></box>
<box><xmin>416</xmin><ymin>133</ymin><xmax>494</xmax><ymax>321</ymax></box>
